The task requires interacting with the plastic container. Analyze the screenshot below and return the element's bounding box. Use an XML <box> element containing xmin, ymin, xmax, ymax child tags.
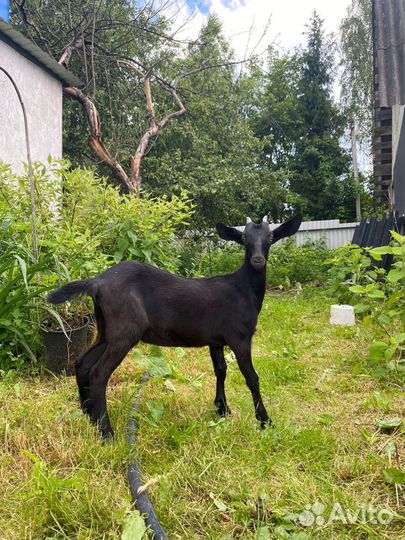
<box><xmin>41</xmin><ymin>317</ymin><xmax>89</xmax><ymax>375</ymax></box>
<box><xmin>329</xmin><ymin>304</ymin><xmax>355</xmax><ymax>326</ymax></box>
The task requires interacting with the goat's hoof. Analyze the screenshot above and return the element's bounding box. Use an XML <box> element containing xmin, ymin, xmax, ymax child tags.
<box><xmin>101</xmin><ymin>430</ymin><xmax>115</xmax><ymax>443</ymax></box>
<box><xmin>260</xmin><ymin>418</ymin><xmax>274</xmax><ymax>429</ymax></box>
<box><xmin>217</xmin><ymin>404</ymin><xmax>231</xmax><ymax>417</ymax></box>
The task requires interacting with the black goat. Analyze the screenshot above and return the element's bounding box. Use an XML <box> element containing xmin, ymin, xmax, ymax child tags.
<box><xmin>49</xmin><ymin>214</ymin><xmax>302</xmax><ymax>439</ymax></box>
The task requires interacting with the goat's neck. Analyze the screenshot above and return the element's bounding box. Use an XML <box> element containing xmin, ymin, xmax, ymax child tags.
<box><xmin>239</xmin><ymin>255</ymin><xmax>267</xmax><ymax>312</ymax></box>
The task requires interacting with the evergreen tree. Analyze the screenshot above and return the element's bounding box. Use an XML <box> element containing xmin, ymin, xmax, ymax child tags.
<box><xmin>291</xmin><ymin>12</ymin><xmax>351</xmax><ymax>220</ymax></box>
<box><xmin>253</xmin><ymin>13</ymin><xmax>353</xmax><ymax>220</ymax></box>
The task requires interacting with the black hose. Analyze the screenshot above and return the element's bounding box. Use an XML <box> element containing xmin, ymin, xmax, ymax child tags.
<box><xmin>127</xmin><ymin>372</ymin><xmax>169</xmax><ymax>540</ymax></box>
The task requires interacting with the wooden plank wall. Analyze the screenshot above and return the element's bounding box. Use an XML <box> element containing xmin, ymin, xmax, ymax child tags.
<box><xmin>373</xmin><ymin>3</ymin><xmax>393</xmax><ymax>206</ymax></box>
<box><xmin>373</xmin><ymin>105</ymin><xmax>393</xmax><ymax>205</ymax></box>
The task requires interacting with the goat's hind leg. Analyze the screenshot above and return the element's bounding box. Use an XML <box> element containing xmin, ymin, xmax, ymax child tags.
<box><xmin>88</xmin><ymin>343</ymin><xmax>132</xmax><ymax>440</ymax></box>
<box><xmin>75</xmin><ymin>304</ymin><xmax>107</xmax><ymax>416</ymax></box>
<box><xmin>209</xmin><ymin>346</ymin><xmax>231</xmax><ymax>417</ymax></box>
<box><xmin>88</xmin><ymin>299</ymin><xmax>147</xmax><ymax>440</ymax></box>
<box><xmin>75</xmin><ymin>341</ymin><xmax>107</xmax><ymax>416</ymax></box>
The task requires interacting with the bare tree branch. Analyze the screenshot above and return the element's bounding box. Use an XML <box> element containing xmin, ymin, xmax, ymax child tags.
<box><xmin>59</xmin><ymin>35</ymin><xmax>85</xmax><ymax>67</ymax></box>
<box><xmin>63</xmin><ymin>86</ymin><xmax>133</xmax><ymax>193</ymax></box>
<box><xmin>13</xmin><ymin>1</ymin><xmax>253</xmax><ymax>196</ymax></box>
<box><xmin>118</xmin><ymin>60</ymin><xmax>186</xmax><ymax>194</ymax></box>
<box><xmin>13</xmin><ymin>0</ymin><xmax>48</xmax><ymax>47</ymax></box>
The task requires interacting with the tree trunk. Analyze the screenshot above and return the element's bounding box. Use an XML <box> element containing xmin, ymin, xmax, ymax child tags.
<box><xmin>351</xmin><ymin>118</ymin><xmax>361</xmax><ymax>221</ymax></box>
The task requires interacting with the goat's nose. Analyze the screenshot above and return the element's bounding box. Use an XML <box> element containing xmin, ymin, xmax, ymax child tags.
<box><xmin>252</xmin><ymin>256</ymin><xmax>265</xmax><ymax>264</ymax></box>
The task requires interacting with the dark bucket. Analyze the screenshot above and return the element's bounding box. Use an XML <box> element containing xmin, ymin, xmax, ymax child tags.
<box><xmin>41</xmin><ymin>318</ymin><xmax>89</xmax><ymax>375</ymax></box>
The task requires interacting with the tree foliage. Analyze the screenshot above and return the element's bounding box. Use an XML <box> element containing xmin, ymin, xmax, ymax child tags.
<box><xmin>251</xmin><ymin>51</ymin><xmax>302</xmax><ymax>170</ymax></box>
<box><xmin>11</xmin><ymin>2</ymin><xmax>367</xmax><ymax>225</ymax></box>
<box><xmin>253</xmin><ymin>13</ymin><xmax>353</xmax><ymax>221</ymax></box>
<box><xmin>142</xmin><ymin>17</ymin><xmax>289</xmax><ymax>226</ymax></box>
<box><xmin>339</xmin><ymin>0</ymin><xmax>373</xmax><ymax>143</ymax></box>
<box><xmin>11</xmin><ymin>0</ymin><xmax>187</xmax><ymax>192</ymax></box>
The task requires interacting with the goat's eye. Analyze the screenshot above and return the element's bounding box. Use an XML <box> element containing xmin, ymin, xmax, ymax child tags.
<box><xmin>241</xmin><ymin>234</ymin><xmax>246</xmax><ymax>243</ymax></box>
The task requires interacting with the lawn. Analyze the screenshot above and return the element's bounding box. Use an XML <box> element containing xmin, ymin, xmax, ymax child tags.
<box><xmin>0</xmin><ymin>287</ymin><xmax>404</xmax><ymax>539</ymax></box>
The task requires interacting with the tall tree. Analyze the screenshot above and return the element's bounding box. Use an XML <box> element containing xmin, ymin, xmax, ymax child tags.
<box><xmin>250</xmin><ymin>49</ymin><xmax>302</xmax><ymax>170</ymax></box>
<box><xmin>290</xmin><ymin>12</ymin><xmax>351</xmax><ymax>220</ymax></box>
<box><xmin>340</xmin><ymin>0</ymin><xmax>373</xmax><ymax>219</ymax></box>
<box><xmin>12</xmin><ymin>4</ymin><xmax>285</xmax><ymax>225</ymax></box>
<box><xmin>142</xmin><ymin>17</ymin><xmax>289</xmax><ymax>226</ymax></box>
<box><xmin>252</xmin><ymin>14</ymin><xmax>353</xmax><ymax>220</ymax></box>
<box><xmin>340</xmin><ymin>0</ymin><xmax>373</xmax><ymax>144</ymax></box>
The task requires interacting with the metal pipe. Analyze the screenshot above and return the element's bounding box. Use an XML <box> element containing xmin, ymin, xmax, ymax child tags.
<box><xmin>0</xmin><ymin>66</ymin><xmax>38</xmax><ymax>262</ymax></box>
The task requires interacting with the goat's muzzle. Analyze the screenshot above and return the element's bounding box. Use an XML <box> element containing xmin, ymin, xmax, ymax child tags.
<box><xmin>251</xmin><ymin>256</ymin><xmax>266</xmax><ymax>270</ymax></box>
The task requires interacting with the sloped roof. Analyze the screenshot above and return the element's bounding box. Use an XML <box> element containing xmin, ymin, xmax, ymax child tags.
<box><xmin>0</xmin><ymin>18</ymin><xmax>83</xmax><ymax>87</ymax></box>
<box><xmin>373</xmin><ymin>0</ymin><xmax>405</xmax><ymax>107</ymax></box>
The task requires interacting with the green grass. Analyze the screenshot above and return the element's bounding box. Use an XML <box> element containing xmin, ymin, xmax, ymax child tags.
<box><xmin>0</xmin><ymin>287</ymin><xmax>404</xmax><ymax>539</ymax></box>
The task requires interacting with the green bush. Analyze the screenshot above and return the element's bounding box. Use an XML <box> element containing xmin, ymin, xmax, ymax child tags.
<box><xmin>324</xmin><ymin>243</ymin><xmax>374</xmax><ymax>304</ymax></box>
<box><xmin>173</xmin><ymin>231</ymin><xmax>246</xmax><ymax>278</ymax></box>
<box><xmin>0</xmin><ymin>161</ymin><xmax>194</xmax><ymax>370</ymax></box>
<box><xmin>0</xmin><ymin>242</ymin><xmax>53</xmax><ymax>372</ymax></box>
<box><xmin>266</xmin><ymin>237</ymin><xmax>330</xmax><ymax>287</ymax></box>
<box><xmin>176</xmin><ymin>234</ymin><xmax>330</xmax><ymax>286</ymax></box>
<box><xmin>325</xmin><ymin>232</ymin><xmax>405</xmax><ymax>381</ymax></box>
<box><xmin>2</xmin><ymin>161</ymin><xmax>193</xmax><ymax>279</ymax></box>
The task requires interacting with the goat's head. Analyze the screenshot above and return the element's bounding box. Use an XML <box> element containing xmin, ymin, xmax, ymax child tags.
<box><xmin>216</xmin><ymin>214</ymin><xmax>302</xmax><ymax>270</ymax></box>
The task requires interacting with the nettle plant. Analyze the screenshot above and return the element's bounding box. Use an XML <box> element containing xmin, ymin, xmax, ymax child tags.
<box><xmin>353</xmin><ymin>231</ymin><xmax>405</xmax><ymax>376</ymax></box>
<box><xmin>325</xmin><ymin>244</ymin><xmax>374</xmax><ymax>305</ymax></box>
<box><xmin>327</xmin><ymin>231</ymin><xmax>405</xmax><ymax>377</ymax></box>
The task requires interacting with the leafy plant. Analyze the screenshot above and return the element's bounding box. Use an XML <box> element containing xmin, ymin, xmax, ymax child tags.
<box><xmin>133</xmin><ymin>346</ymin><xmax>173</xmax><ymax>379</ymax></box>
<box><xmin>383</xmin><ymin>468</ymin><xmax>405</xmax><ymax>485</ymax></box>
<box><xmin>364</xmin><ymin>391</ymin><xmax>393</xmax><ymax>413</ymax></box>
<box><xmin>0</xmin><ymin>244</ymin><xmax>54</xmax><ymax>371</ymax></box>
<box><xmin>351</xmin><ymin>232</ymin><xmax>405</xmax><ymax>377</ymax></box>
<box><xmin>177</xmin><ymin>235</ymin><xmax>330</xmax><ymax>287</ymax></box>
<box><xmin>121</xmin><ymin>510</ymin><xmax>146</xmax><ymax>540</ymax></box>
<box><xmin>267</xmin><ymin>237</ymin><xmax>330</xmax><ymax>287</ymax></box>
<box><xmin>326</xmin><ymin>231</ymin><xmax>405</xmax><ymax>380</ymax></box>
<box><xmin>0</xmin><ymin>160</ymin><xmax>194</xmax><ymax>370</ymax></box>
<box><xmin>324</xmin><ymin>243</ymin><xmax>373</xmax><ymax>304</ymax></box>
<box><xmin>375</xmin><ymin>418</ymin><xmax>402</xmax><ymax>433</ymax></box>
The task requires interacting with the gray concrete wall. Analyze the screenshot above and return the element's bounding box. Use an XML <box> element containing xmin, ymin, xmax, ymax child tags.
<box><xmin>0</xmin><ymin>39</ymin><xmax>62</xmax><ymax>173</ymax></box>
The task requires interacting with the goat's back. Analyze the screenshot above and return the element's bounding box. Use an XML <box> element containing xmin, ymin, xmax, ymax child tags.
<box><xmin>92</xmin><ymin>261</ymin><xmax>257</xmax><ymax>348</ymax></box>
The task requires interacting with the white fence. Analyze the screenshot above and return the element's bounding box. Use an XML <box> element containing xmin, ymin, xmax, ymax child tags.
<box><xmin>237</xmin><ymin>219</ymin><xmax>359</xmax><ymax>250</ymax></box>
<box><xmin>289</xmin><ymin>219</ymin><xmax>358</xmax><ymax>249</ymax></box>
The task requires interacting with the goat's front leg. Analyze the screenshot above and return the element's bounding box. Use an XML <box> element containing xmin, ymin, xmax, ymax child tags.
<box><xmin>209</xmin><ymin>346</ymin><xmax>231</xmax><ymax>417</ymax></box>
<box><xmin>232</xmin><ymin>343</ymin><xmax>272</xmax><ymax>428</ymax></box>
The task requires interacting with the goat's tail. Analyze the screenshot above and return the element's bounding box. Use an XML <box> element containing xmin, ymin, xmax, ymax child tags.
<box><xmin>48</xmin><ymin>279</ymin><xmax>96</xmax><ymax>305</ymax></box>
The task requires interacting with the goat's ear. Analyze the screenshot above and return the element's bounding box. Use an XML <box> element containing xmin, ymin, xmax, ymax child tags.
<box><xmin>216</xmin><ymin>224</ymin><xmax>243</xmax><ymax>244</ymax></box>
<box><xmin>272</xmin><ymin>214</ymin><xmax>302</xmax><ymax>244</ymax></box>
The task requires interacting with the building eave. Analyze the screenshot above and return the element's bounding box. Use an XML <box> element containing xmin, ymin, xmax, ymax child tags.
<box><xmin>0</xmin><ymin>18</ymin><xmax>83</xmax><ymax>88</ymax></box>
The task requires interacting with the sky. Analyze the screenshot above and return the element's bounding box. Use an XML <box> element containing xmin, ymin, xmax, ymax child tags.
<box><xmin>169</xmin><ymin>0</ymin><xmax>352</xmax><ymax>60</ymax></box>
